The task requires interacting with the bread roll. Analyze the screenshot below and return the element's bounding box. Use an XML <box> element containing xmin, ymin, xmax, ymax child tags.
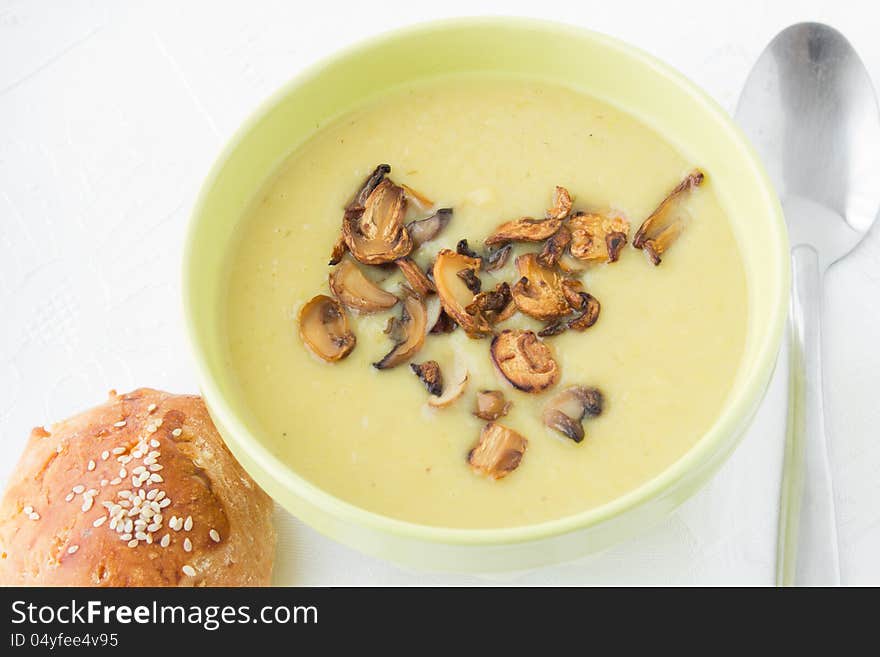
<box><xmin>0</xmin><ymin>388</ymin><xmax>275</xmax><ymax>586</ymax></box>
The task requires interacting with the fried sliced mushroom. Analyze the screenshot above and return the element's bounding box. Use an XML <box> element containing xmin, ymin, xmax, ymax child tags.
<box><xmin>328</xmin><ymin>234</ymin><xmax>348</xmax><ymax>266</ymax></box>
<box><xmin>546</xmin><ymin>185</ymin><xmax>573</xmax><ymax>220</ymax></box>
<box><xmin>484</xmin><ymin>216</ymin><xmax>564</xmax><ymax>247</ymax></box>
<box><xmin>396</xmin><ymin>257</ymin><xmax>436</xmax><ymax>297</ymax></box>
<box><xmin>633</xmin><ymin>170</ymin><xmax>704</xmax><ymax>265</ymax></box>
<box><xmin>430</xmin><ymin>308</ymin><xmax>458</xmax><ymax>334</ymax></box>
<box><xmin>473</xmin><ymin>390</ymin><xmax>511</xmax><ymax>421</ymax></box>
<box><xmin>465</xmin><ymin>281</ymin><xmax>515</xmax><ymax>325</ymax></box>
<box><xmin>346</xmin><ymin>163</ymin><xmax>391</xmax><ymax>212</ymax></box>
<box><xmin>490</xmin><ymin>329</ymin><xmax>559</xmax><ymax>393</ymax></box>
<box><xmin>406</xmin><ymin>208</ymin><xmax>452</xmax><ymax>248</ymax></box>
<box><xmin>298</xmin><ymin>295</ymin><xmax>356</xmax><ymax>362</ymax></box>
<box><xmin>411</xmin><ymin>361</ymin><xmax>443</xmax><ymax>396</ymax></box>
<box><xmin>329</xmin><ymin>259</ymin><xmax>399</xmax><ymax>314</ymax></box>
<box><xmin>432</xmin><ymin>249</ymin><xmax>492</xmax><ymax>337</ymax></box>
<box><xmin>456</xmin><ymin>238</ymin><xmax>480</xmax><ymax>259</ymax></box>
<box><xmin>537</xmin><ymin>225</ymin><xmax>572</xmax><ymax>268</ymax></box>
<box><xmin>457</xmin><ymin>268</ymin><xmax>482</xmax><ymax>294</ymax></box>
<box><xmin>484</xmin><ymin>244</ymin><xmax>513</xmax><ymax>271</ymax></box>
<box><xmin>373</xmin><ymin>289</ymin><xmax>427</xmax><ymax>369</ymax></box>
<box><xmin>467</xmin><ymin>422</ymin><xmax>528</xmax><ymax>480</ymax></box>
<box><xmin>569</xmin><ymin>212</ymin><xmax>630</xmax><ymax>263</ymax></box>
<box><xmin>342</xmin><ymin>178</ymin><xmax>413</xmax><ymax>264</ymax></box>
<box><xmin>542</xmin><ymin>386</ymin><xmax>604</xmax><ymax>443</ymax></box>
<box><xmin>567</xmin><ymin>292</ymin><xmax>600</xmax><ymax>331</ymax></box>
<box><xmin>427</xmin><ymin>368</ymin><xmax>469</xmax><ymax>409</ymax></box>
<box><xmin>510</xmin><ymin>253</ymin><xmax>571</xmax><ymax>321</ymax></box>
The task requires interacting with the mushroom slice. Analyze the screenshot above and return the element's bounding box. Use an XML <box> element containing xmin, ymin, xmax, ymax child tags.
<box><xmin>605</xmin><ymin>231</ymin><xmax>627</xmax><ymax>263</ymax></box>
<box><xmin>430</xmin><ymin>309</ymin><xmax>458</xmax><ymax>334</ymax></box>
<box><xmin>456</xmin><ymin>238</ymin><xmax>481</xmax><ymax>259</ymax></box>
<box><xmin>329</xmin><ymin>259</ymin><xmax>399</xmax><ymax>314</ymax></box>
<box><xmin>467</xmin><ymin>422</ymin><xmax>528</xmax><ymax>480</ymax></box>
<box><xmin>396</xmin><ymin>257</ymin><xmax>436</xmax><ymax>297</ymax></box>
<box><xmin>432</xmin><ymin>249</ymin><xmax>492</xmax><ymax>337</ymax></box>
<box><xmin>328</xmin><ymin>234</ymin><xmax>348</xmax><ymax>266</ymax></box>
<box><xmin>427</xmin><ymin>368</ymin><xmax>469</xmax><ymax>409</ymax></box>
<box><xmin>569</xmin><ymin>212</ymin><xmax>630</xmax><ymax>263</ymax></box>
<box><xmin>484</xmin><ymin>244</ymin><xmax>513</xmax><ymax>272</ymax></box>
<box><xmin>342</xmin><ymin>178</ymin><xmax>413</xmax><ymax>265</ymax></box>
<box><xmin>633</xmin><ymin>170</ymin><xmax>704</xmax><ymax>265</ymax></box>
<box><xmin>298</xmin><ymin>295</ymin><xmax>356</xmax><ymax>362</ymax></box>
<box><xmin>373</xmin><ymin>290</ymin><xmax>427</xmax><ymax>369</ymax></box>
<box><xmin>411</xmin><ymin>360</ymin><xmax>443</xmax><ymax>396</ymax></box>
<box><xmin>510</xmin><ymin>253</ymin><xmax>571</xmax><ymax>321</ymax></box>
<box><xmin>546</xmin><ymin>185</ymin><xmax>573</xmax><ymax>220</ymax></box>
<box><xmin>490</xmin><ymin>329</ymin><xmax>559</xmax><ymax>393</ymax></box>
<box><xmin>465</xmin><ymin>282</ymin><xmax>515</xmax><ymax>325</ymax></box>
<box><xmin>484</xmin><ymin>216</ymin><xmax>564</xmax><ymax>247</ymax></box>
<box><xmin>455</xmin><ymin>239</ymin><xmax>512</xmax><ymax>272</ymax></box>
<box><xmin>457</xmin><ymin>268</ymin><xmax>482</xmax><ymax>294</ymax></box>
<box><xmin>567</xmin><ymin>292</ymin><xmax>600</xmax><ymax>331</ymax></box>
<box><xmin>346</xmin><ymin>163</ymin><xmax>392</xmax><ymax>212</ymax></box>
<box><xmin>537</xmin><ymin>321</ymin><xmax>567</xmax><ymax>338</ymax></box>
<box><xmin>407</xmin><ymin>208</ymin><xmax>452</xmax><ymax>248</ymax></box>
<box><xmin>537</xmin><ymin>225</ymin><xmax>572</xmax><ymax>268</ymax></box>
<box><xmin>474</xmin><ymin>390</ymin><xmax>511</xmax><ymax>421</ymax></box>
<box><xmin>542</xmin><ymin>386</ymin><xmax>604</xmax><ymax>443</ymax></box>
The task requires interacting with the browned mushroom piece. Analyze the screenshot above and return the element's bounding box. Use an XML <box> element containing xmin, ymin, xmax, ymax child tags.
<box><xmin>411</xmin><ymin>360</ymin><xmax>443</xmax><ymax>396</ymax></box>
<box><xmin>510</xmin><ymin>253</ymin><xmax>571</xmax><ymax>321</ymax></box>
<box><xmin>298</xmin><ymin>295</ymin><xmax>356</xmax><ymax>362</ymax></box>
<box><xmin>396</xmin><ymin>257</ymin><xmax>436</xmax><ymax>297</ymax></box>
<box><xmin>406</xmin><ymin>208</ymin><xmax>452</xmax><ymax>248</ymax></box>
<box><xmin>329</xmin><ymin>259</ymin><xmax>399</xmax><ymax>314</ymax></box>
<box><xmin>456</xmin><ymin>239</ymin><xmax>480</xmax><ymax>259</ymax></box>
<box><xmin>432</xmin><ymin>249</ymin><xmax>492</xmax><ymax>337</ymax></box>
<box><xmin>427</xmin><ymin>368</ymin><xmax>469</xmax><ymax>409</ymax></box>
<box><xmin>569</xmin><ymin>212</ymin><xmax>630</xmax><ymax>263</ymax></box>
<box><xmin>567</xmin><ymin>292</ymin><xmax>601</xmax><ymax>331</ymax></box>
<box><xmin>484</xmin><ymin>244</ymin><xmax>513</xmax><ymax>271</ymax></box>
<box><xmin>342</xmin><ymin>178</ymin><xmax>413</xmax><ymax>265</ymax></box>
<box><xmin>429</xmin><ymin>308</ymin><xmax>458</xmax><ymax>334</ymax></box>
<box><xmin>328</xmin><ymin>234</ymin><xmax>348</xmax><ymax>266</ymax></box>
<box><xmin>633</xmin><ymin>170</ymin><xmax>704</xmax><ymax>265</ymax></box>
<box><xmin>537</xmin><ymin>225</ymin><xmax>572</xmax><ymax>268</ymax></box>
<box><xmin>347</xmin><ymin>163</ymin><xmax>392</xmax><ymax>212</ymax></box>
<box><xmin>373</xmin><ymin>289</ymin><xmax>427</xmax><ymax>369</ymax></box>
<box><xmin>542</xmin><ymin>386</ymin><xmax>604</xmax><ymax>443</ymax></box>
<box><xmin>546</xmin><ymin>185</ymin><xmax>573</xmax><ymax>220</ymax></box>
<box><xmin>537</xmin><ymin>321</ymin><xmax>567</xmax><ymax>338</ymax></box>
<box><xmin>473</xmin><ymin>390</ymin><xmax>511</xmax><ymax>421</ymax></box>
<box><xmin>484</xmin><ymin>216</ymin><xmax>564</xmax><ymax>247</ymax></box>
<box><xmin>490</xmin><ymin>329</ymin><xmax>559</xmax><ymax>393</ymax></box>
<box><xmin>467</xmin><ymin>422</ymin><xmax>528</xmax><ymax>480</ymax></box>
<box><xmin>456</xmin><ymin>268</ymin><xmax>482</xmax><ymax>294</ymax></box>
<box><xmin>465</xmin><ymin>281</ymin><xmax>516</xmax><ymax>325</ymax></box>
<box><xmin>560</xmin><ymin>278</ymin><xmax>584</xmax><ymax>309</ymax></box>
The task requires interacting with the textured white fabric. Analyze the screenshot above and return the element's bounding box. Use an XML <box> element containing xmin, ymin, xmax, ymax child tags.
<box><xmin>1</xmin><ymin>0</ymin><xmax>878</xmax><ymax>585</ymax></box>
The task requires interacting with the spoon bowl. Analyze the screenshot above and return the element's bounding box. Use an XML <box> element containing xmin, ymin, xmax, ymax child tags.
<box><xmin>737</xmin><ymin>22</ymin><xmax>880</xmax><ymax>268</ymax></box>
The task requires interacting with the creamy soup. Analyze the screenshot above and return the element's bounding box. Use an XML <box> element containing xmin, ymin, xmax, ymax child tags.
<box><xmin>223</xmin><ymin>75</ymin><xmax>748</xmax><ymax>529</ymax></box>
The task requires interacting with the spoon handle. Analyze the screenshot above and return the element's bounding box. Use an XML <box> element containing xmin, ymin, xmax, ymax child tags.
<box><xmin>776</xmin><ymin>245</ymin><xmax>841</xmax><ymax>586</ymax></box>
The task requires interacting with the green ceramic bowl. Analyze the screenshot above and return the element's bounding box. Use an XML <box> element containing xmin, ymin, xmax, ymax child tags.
<box><xmin>184</xmin><ymin>18</ymin><xmax>789</xmax><ymax>573</ymax></box>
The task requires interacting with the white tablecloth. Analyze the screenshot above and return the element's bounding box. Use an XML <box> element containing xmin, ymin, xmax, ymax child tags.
<box><xmin>2</xmin><ymin>0</ymin><xmax>878</xmax><ymax>585</ymax></box>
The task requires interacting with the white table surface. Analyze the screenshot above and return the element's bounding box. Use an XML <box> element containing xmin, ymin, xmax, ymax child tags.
<box><xmin>2</xmin><ymin>0</ymin><xmax>879</xmax><ymax>586</ymax></box>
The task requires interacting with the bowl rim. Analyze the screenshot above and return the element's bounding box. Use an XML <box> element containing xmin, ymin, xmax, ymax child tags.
<box><xmin>183</xmin><ymin>16</ymin><xmax>789</xmax><ymax>547</ymax></box>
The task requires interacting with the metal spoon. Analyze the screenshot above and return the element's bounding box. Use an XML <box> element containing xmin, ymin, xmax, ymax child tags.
<box><xmin>736</xmin><ymin>23</ymin><xmax>880</xmax><ymax>586</ymax></box>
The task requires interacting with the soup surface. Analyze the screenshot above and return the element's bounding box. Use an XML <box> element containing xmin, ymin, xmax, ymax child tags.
<box><xmin>224</xmin><ymin>75</ymin><xmax>748</xmax><ymax>529</ymax></box>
